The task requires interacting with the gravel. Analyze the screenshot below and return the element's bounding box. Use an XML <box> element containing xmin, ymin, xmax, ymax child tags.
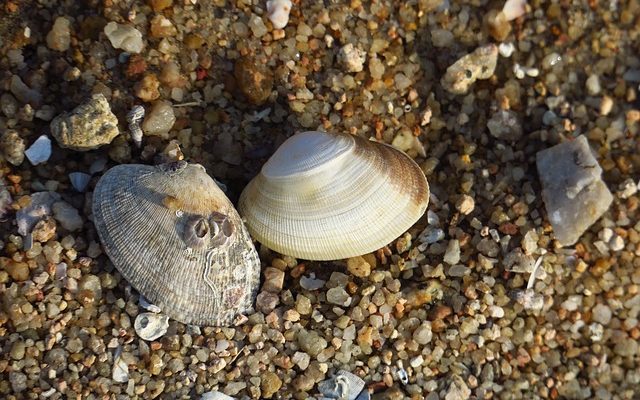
<box><xmin>1</xmin><ymin>0</ymin><xmax>639</xmax><ymax>398</ymax></box>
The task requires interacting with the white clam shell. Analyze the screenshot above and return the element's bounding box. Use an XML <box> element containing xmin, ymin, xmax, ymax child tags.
<box><xmin>134</xmin><ymin>312</ymin><xmax>169</xmax><ymax>341</ymax></box>
<box><xmin>238</xmin><ymin>131</ymin><xmax>429</xmax><ymax>260</ymax></box>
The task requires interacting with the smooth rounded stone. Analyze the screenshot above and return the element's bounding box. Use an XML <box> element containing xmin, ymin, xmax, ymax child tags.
<box><xmin>248</xmin><ymin>14</ymin><xmax>268</xmax><ymax>37</ymax></box>
<box><xmin>292</xmin><ymin>351</ymin><xmax>311</xmax><ymax>370</ymax></box>
<box><xmin>262</xmin><ymin>267</ymin><xmax>285</xmax><ymax>293</ymax></box>
<box><xmin>135</xmin><ymin>74</ymin><xmax>161</xmax><ymax>102</ymax></box>
<box><xmin>347</xmin><ymin>256</ymin><xmax>372</xmax><ymax>278</ymax></box>
<box><xmin>502</xmin><ymin>0</ymin><xmax>526</xmax><ymax>20</ymax></box>
<box><xmin>0</xmin><ymin>129</ymin><xmax>25</xmax><ymax>165</ymax></box>
<box><xmin>24</xmin><ymin>135</ymin><xmax>52</xmax><ymax>165</ymax></box>
<box><xmin>266</xmin><ymin>0</ymin><xmax>292</xmax><ymax>29</ymax></box>
<box><xmin>443</xmin><ymin>239</ymin><xmax>461</xmax><ymax>265</ymax></box>
<box><xmin>592</xmin><ymin>304</ymin><xmax>612</xmax><ymax>325</ymax></box>
<box><xmin>4</xmin><ymin>259</ymin><xmax>30</xmax><ymax>281</ymax></box>
<box><xmin>234</xmin><ymin>55</ymin><xmax>274</xmax><ymax>105</ymax></box>
<box><xmin>46</xmin><ymin>17</ymin><xmax>71</xmax><ymax>51</ymax></box>
<box><xmin>413</xmin><ymin>322</ymin><xmax>432</xmax><ymax>345</ymax></box>
<box><xmin>149</xmin><ymin>0</ymin><xmax>173</xmax><ymax>12</ymax></box>
<box><xmin>586</xmin><ymin>74</ymin><xmax>601</xmax><ymax>95</ymax></box>
<box><xmin>103</xmin><ymin>22</ymin><xmax>144</xmax><ymax>53</ymax></box>
<box><xmin>78</xmin><ymin>274</ymin><xmax>103</xmax><ymax>300</ymax></box>
<box><xmin>296</xmin><ymin>295</ymin><xmax>312</xmax><ymax>315</ymax></box>
<box><xmin>134</xmin><ymin>312</ymin><xmax>170</xmax><ymax>341</ymax></box>
<box><xmin>10</xmin><ymin>340</ymin><xmax>26</xmax><ymax>360</ymax></box>
<box><xmin>338</xmin><ymin>43</ymin><xmax>366</xmax><ymax>73</ymax></box>
<box><xmin>487</xmin><ymin>110</ymin><xmax>522</xmax><ymax>141</ymax></box>
<box><xmin>9</xmin><ymin>372</ymin><xmax>28</xmax><ymax>392</ymax></box>
<box><xmin>536</xmin><ymin>135</ymin><xmax>613</xmax><ymax>246</ymax></box>
<box><xmin>327</xmin><ymin>287</ymin><xmax>352</xmax><ymax>307</ymax></box>
<box><xmin>261</xmin><ymin>371</ymin><xmax>283</xmax><ymax>398</ymax></box>
<box><xmin>431</xmin><ymin>28</ymin><xmax>454</xmax><ymax>47</ymax></box>
<box><xmin>50</xmin><ymin>94</ymin><xmax>120</xmax><ymax>151</ymax></box>
<box><xmin>1</xmin><ymin>93</ymin><xmax>19</xmax><ymax>116</ymax></box>
<box><xmin>297</xmin><ymin>330</ymin><xmax>327</xmax><ymax>357</ymax></box>
<box><xmin>52</xmin><ymin>201</ymin><xmax>83</xmax><ymax>231</ymax></box>
<box><xmin>10</xmin><ymin>75</ymin><xmax>43</xmax><ymax>106</ymax></box>
<box><xmin>441</xmin><ymin>44</ymin><xmax>498</xmax><ymax>94</ymax></box>
<box><xmin>142</xmin><ymin>101</ymin><xmax>175</xmax><ymax>139</ymax></box>
<box><xmin>45</xmin><ymin>347</ymin><xmax>68</xmax><ymax>373</ymax></box>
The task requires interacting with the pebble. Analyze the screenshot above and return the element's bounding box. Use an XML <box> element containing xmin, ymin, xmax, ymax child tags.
<box><xmin>256</xmin><ymin>291</ymin><xmax>279</xmax><ymax>313</ymax></box>
<box><xmin>614</xmin><ymin>338</ymin><xmax>638</xmax><ymax>357</ymax></box>
<box><xmin>0</xmin><ymin>129</ymin><xmax>25</xmax><ymax>165</ymax></box>
<box><xmin>297</xmin><ymin>330</ymin><xmax>327</xmax><ymax>357</ymax></box>
<box><xmin>9</xmin><ymin>372</ymin><xmax>28</xmax><ymax>393</ymax></box>
<box><xmin>142</xmin><ymin>101</ymin><xmax>175</xmax><ymax>138</ymax></box>
<box><xmin>292</xmin><ymin>351</ymin><xmax>311</xmax><ymax>370</ymax></box>
<box><xmin>326</xmin><ymin>287</ymin><xmax>352</xmax><ymax>306</ymax></box>
<box><xmin>441</xmin><ymin>44</ymin><xmax>498</xmax><ymax>94</ymax></box>
<box><xmin>16</xmin><ymin>191</ymin><xmax>61</xmax><ymax>236</ymax></box>
<box><xmin>455</xmin><ymin>194</ymin><xmax>475</xmax><ymax>215</ymax></box>
<box><xmin>443</xmin><ymin>239</ymin><xmax>461</xmax><ymax>265</ymax></box>
<box><xmin>267</xmin><ymin>0</ymin><xmax>292</xmax><ymax>30</ymax></box>
<box><xmin>586</xmin><ymin>74</ymin><xmax>601</xmax><ymax>95</ymax></box>
<box><xmin>50</xmin><ymin>94</ymin><xmax>120</xmax><ymax>151</ymax></box>
<box><xmin>46</xmin><ymin>17</ymin><xmax>71</xmax><ymax>51</ymax></box>
<box><xmin>32</xmin><ymin>217</ymin><xmax>56</xmax><ymax>242</ymax></box>
<box><xmin>234</xmin><ymin>56</ymin><xmax>274</xmax><ymax>105</ymax></box>
<box><xmin>52</xmin><ymin>201</ymin><xmax>83</xmax><ymax>231</ymax></box>
<box><xmin>248</xmin><ymin>15</ymin><xmax>268</xmax><ymax>38</ymax></box>
<box><xmin>413</xmin><ymin>322</ymin><xmax>433</xmax><ymax>345</ymax></box>
<box><xmin>338</xmin><ymin>43</ymin><xmax>366</xmax><ymax>73</ymax></box>
<box><xmin>487</xmin><ymin>110</ymin><xmax>522</xmax><ymax>141</ymax></box>
<box><xmin>346</xmin><ymin>256</ymin><xmax>372</xmax><ymax>277</ymax></box>
<box><xmin>135</xmin><ymin>74</ymin><xmax>161</xmax><ymax>102</ymax></box>
<box><xmin>536</xmin><ymin>136</ymin><xmax>613</xmax><ymax>245</ymax></box>
<box><xmin>4</xmin><ymin>259</ymin><xmax>30</xmax><ymax>281</ymax></box>
<box><xmin>592</xmin><ymin>304</ymin><xmax>612</xmax><ymax>325</ymax></box>
<box><xmin>498</xmin><ymin>42</ymin><xmax>515</xmax><ymax>58</ymax></box>
<box><xmin>103</xmin><ymin>22</ymin><xmax>144</xmax><ymax>53</ymax></box>
<box><xmin>262</xmin><ymin>267</ymin><xmax>285</xmax><ymax>293</ymax></box>
<box><xmin>300</xmin><ymin>273</ymin><xmax>326</xmax><ymax>290</ymax></box>
<box><xmin>261</xmin><ymin>371</ymin><xmax>282</xmax><ymax>398</ymax></box>
<box><xmin>24</xmin><ymin>135</ymin><xmax>52</xmax><ymax>165</ymax></box>
<box><xmin>10</xmin><ymin>75</ymin><xmax>43</xmax><ymax>106</ymax></box>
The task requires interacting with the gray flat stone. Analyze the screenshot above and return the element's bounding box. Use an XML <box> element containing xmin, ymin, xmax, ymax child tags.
<box><xmin>536</xmin><ymin>135</ymin><xmax>613</xmax><ymax>246</ymax></box>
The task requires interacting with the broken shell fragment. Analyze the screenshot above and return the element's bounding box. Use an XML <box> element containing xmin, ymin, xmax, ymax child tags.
<box><xmin>238</xmin><ymin>131</ymin><xmax>429</xmax><ymax>261</ymax></box>
<box><xmin>92</xmin><ymin>161</ymin><xmax>261</xmax><ymax>326</ymax></box>
<box><xmin>134</xmin><ymin>312</ymin><xmax>169</xmax><ymax>341</ymax></box>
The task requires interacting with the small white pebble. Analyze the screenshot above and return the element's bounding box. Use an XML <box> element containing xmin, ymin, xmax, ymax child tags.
<box><xmin>609</xmin><ymin>235</ymin><xmax>624</xmax><ymax>251</ymax></box>
<box><xmin>498</xmin><ymin>42</ymin><xmax>515</xmax><ymax>58</ymax></box>
<box><xmin>266</xmin><ymin>0</ymin><xmax>292</xmax><ymax>30</ymax></box>
<box><xmin>502</xmin><ymin>0</ymin><xmax>527</xmax><ymax>21</ymax></box>
<box><xmin>25</xmin><ymin>135</ymin><xmax>52</xmax><ymax>165</ymax></box>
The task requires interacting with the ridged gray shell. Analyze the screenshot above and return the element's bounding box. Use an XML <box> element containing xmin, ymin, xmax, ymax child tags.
<box><xmin>92</xmin><ymin>162</ymin><xmax>260</xmax><ymax>326</ymax></box>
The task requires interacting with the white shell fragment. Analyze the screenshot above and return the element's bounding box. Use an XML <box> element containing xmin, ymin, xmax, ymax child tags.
<box><xmin>134</xmin><ymin>312</ymin><xmax>169</xmax><ymax>341</ymax></box>
<box><xmin>139</xmin><ymin>295</ymin><xmax>162</xmax><ymax>313</ymax></box>
<box><xmin>318</xmin><ymin>370</ymin><xmax>366</xmax><ymax>400</ymax></box>
<box><xmin>126</xmin><ymin>105</ymin><xmax>145</xmax><ymax>148</ymax></box>
<box><xmin>112</xmin><ymin>347</ymin><xmax>129</xmax><ymax>383</ymax></box>
<box><xmin>25</xmin><ymin>135</ymin><xmax>52</xmax><ymax>165</ymax></box>
<box><xmin>266</xmin><ymin>0</ymin><xmax>292</xmax><ymax>29</ymax></box>
<box><xmin>69</xmin><ymin>172</ymin><xmax>91</xmax><ymax>192</ymax></box>
<box><xmin>238</xmin><ymin>131</ymin><xmax>429</xmax><ymax>261</ymax></box>
<box><xmin>201</xmin><ymin>392</ymin><xmax>237</xmax><ymax>400</ymax></box>
<box><xmin>103</xmin><ymin>22</ymin><xmax>144</xmax><ymax>53</ymax></box>
<box><xmin>502</xmin><ymin>0</ymin><xmax>527</xmax><ymax>21</ymax></box>
<box><xmin>536</xmin><ymin>135</ymin><xmax>613</xmax><ymax>246</ymax></box>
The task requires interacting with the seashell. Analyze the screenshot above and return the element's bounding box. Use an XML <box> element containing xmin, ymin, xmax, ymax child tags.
<box><xmin>112</xmin><ymin>347</ymin><xmax>129</xmax><ymax>383</ymax></box>
<box><xmin>69</xmin><ymin>172</ymin><xmax>91</xmax><ymax>192</ymax></box>
<box><xmin>201</xmin><ymin>391</ymin><xmax>236</xmax><ymax>400</ymax></box>
<box><xmin>134</xmin><ymin>312</ymin><xmax>169</xmax><ymax>341</ymax></box>
<box><xmin>126</xmin><ymin>105</ymin><xmax>145</xmax><ymax>148</ymax></box>
<box><xmin>238</xmin><ymin>131</ymin><xmax>429</xmax><ymax>261</ymax></box>
<box><xmin>92</xmin><ymin>161</ymin><xmax>261</xmax><ymax>326</ymax></box>
<box><xmin>139</xmin><ymin>295</ymin><xmax>162</xmax><ymax>313</ymax></box>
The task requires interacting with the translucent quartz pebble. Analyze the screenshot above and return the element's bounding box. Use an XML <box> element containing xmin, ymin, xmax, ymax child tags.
<box><xmin>536</xmin><ymin>135</ymin><xmax>613</xmax><ymax>246</ymax></box>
